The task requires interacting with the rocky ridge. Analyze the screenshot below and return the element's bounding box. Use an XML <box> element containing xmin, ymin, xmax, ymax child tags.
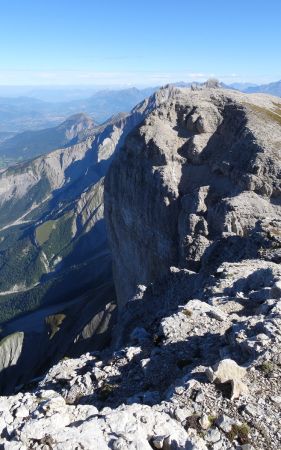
<box><xmin>105</xmin><ymin>86</ymin><xmax>281</xmax><ymax>305</ymax></box>
<box><xmin>0</xmin><ymin>86</ymin><xmax>281</xmax><ymax>449</ymax></box>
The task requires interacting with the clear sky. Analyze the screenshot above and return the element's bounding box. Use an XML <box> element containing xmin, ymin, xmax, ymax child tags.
<box><xmin>0</xmin><ymin>0</ymin><xmax>280</xmax><ymax>86</ymax></box>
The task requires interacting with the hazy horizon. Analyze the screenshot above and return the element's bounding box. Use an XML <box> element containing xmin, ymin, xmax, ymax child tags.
<box><xmin>1</xmin><ymin>0</ymin><xmax>280</xmax><ymax>87</ymax></box>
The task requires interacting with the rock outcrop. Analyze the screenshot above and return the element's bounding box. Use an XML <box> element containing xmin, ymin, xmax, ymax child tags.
<box><xmin>1</xmin><ymin>257</ymin><xmax>281</xmax><ymax>449</ymax></box>
<box><xmin>105</xmin><ymin>86</ymin><xmax>281</xmax><ymax>306</ymax></box>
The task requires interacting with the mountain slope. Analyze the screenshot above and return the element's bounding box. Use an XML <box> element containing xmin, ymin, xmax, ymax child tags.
<box><xmin>106</xmin><ymin>87</ymin><xmax>281</xmax><ymax>305</ymax></box>
<box><xmin>0</xmin><ymin>113</ymin><xmax>95</xmax><ymax>167</ymax></box>
<box><xmin>0</xmin><ymin>87</ymin><xmax>173</xmax><ymax>393</ymax></box>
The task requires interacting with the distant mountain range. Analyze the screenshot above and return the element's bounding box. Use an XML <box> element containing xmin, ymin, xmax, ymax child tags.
<box><xmin>0</xmin><ymin>87</ymin><xmax>157</xmax><ymax>133</ymax></box>
<box><xmin>229</xmin><ymin>82</ymin><xmax>258</xmax><ymax>90</ymax></box>
<box><xmin>0</xmin><ymin>80</ymin><xmax>281</xmax><ymax>167</ymax></box>
<box><xmin>1</xmin><ymin>81</ymin><xmax>281</xmax><ymax>134</ymax></box>
<box><xmin>243</xmin><ymin>79</ymin><xmax>281</xmax><ymax>96</ymax></box>
<box><xmin>168</xmin><ymin>79</ymin><xmax>281</xmax><ymax>96</ymax></box>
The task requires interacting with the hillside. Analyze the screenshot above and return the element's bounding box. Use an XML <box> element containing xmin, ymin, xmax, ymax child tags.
<box><xmin>0</xmin><ymin>113</ymin><xmax>95</xmax><ymax>167</ymax></box>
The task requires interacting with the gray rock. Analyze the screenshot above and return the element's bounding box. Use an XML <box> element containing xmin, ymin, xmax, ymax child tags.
<box><xmin>105</xmin><ymin>87</ymin><xmax>281</xmax><ymax>306</ymax></box>
<box><xmin>206</xmin><ymin>359</ymin><xmax>248</xmax><ymax>399</ymax></box>
<box><xmin>174</xmin><ymin>407</ymin><xmax>193</xmax><ymax>423</ymax></box>
<box><xmin>199</xmin><ymin>414</ymin><xmax>211</xmax><ymax>430</ymax></box>
<box><xmin>216</xmin><ymin>414</ymin><xmax>235</xmax><ymax>433</ymax></box>
<box><xmin>205</xmin><ymin>428</ymin><xmax>221</xmax><ymax>443</ymax></box>
<box><xmin>270</xmin><ymin>395</ymin><xmax>281</xmax><ymax>404</ymax></box>
<box><xmin>130</xmin><ymin>327</ymin><xmax>150</xmax><ymax>341</ymax></box>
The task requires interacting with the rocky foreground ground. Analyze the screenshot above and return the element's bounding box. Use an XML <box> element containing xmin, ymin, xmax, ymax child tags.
<box><xmin>1</xmin><ymin>258</ymin><xmax>281</xmax><ymax>449</ymax></box>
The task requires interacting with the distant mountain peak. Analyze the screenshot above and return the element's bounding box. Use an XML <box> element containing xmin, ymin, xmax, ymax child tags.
<box><xmin>244</xmin><ymin>79</ymin><xmax>281</xmax><ymax>97</ymax></box>
<box><xmin>59</xmin><ymin>112</ymin><xmax>95</xmax><ymax>129</ymax></box>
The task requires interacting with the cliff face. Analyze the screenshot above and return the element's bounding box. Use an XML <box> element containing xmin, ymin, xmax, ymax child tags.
<box><xmin>105</xmin><ymin>87</ymin><xmax>281</xmax><ymax>306</ymax></box>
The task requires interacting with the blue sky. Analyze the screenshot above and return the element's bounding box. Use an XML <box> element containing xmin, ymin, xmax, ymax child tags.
<box><xmin>0</xmin><ymin>0</ymin><xmax>280</xmax><ymax>86</ymax></box>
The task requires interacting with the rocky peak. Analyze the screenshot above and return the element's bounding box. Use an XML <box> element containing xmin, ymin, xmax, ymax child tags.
<box><xmin>105</xmin><ymin>87</ymin><xmax>281</xmax><ymax>305</ymax></box>
<box><xmin>58</xmin><ymin>112</ymin><xmax>95</xmax><ymax>137</ymax></box>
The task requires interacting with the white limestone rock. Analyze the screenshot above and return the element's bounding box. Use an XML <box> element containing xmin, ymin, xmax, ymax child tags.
<box><xmin>206</xmin><ymin>359</ymin><xmax>248</xmax><ymax>399</ymax></box>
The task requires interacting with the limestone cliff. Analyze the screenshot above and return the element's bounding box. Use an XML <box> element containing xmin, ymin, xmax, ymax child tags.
<box><xmin>105</xmin><ymin>86</ymin><xmax>281</xmax><ymax>306</ymax></box>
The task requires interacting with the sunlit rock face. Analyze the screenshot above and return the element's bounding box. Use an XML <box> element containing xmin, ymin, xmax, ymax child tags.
<box><xmin>105</xmin><ymin>86</ymin><xmax>281</xmax><ymax>306</ymax></box>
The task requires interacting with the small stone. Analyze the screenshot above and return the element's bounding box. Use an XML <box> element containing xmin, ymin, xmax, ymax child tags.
<box><xmin>125</xmin><ymin>346</ymin><xmax>142</xmax><ymax>361</ymax></box>
<box><xmin>199</xmin><ymin>414</ymin><xmax>211</xmax><ymax>430</ymax></box>
<box><xmin>140</xmin><ymin>358</ymin><xmax>150</xmax><ymax>369</ymax></box>
<box><xmin>174</xmin><ymin>386</ymin><xmax>185</xmax><ymax>395</ymax></box>
<box><xmin>206</xmin><ymin>359</ymin><xmax>248</xmax><ymax>399</ymax></box>
<box><xmin>255</xmin><ymin>333</ymin><xmax>270</xmax><ymax>342</ymax></box>
<box><xmin>205</xmin><ymin>428</ymin><xmax>221</xmax><ymax>443</ymax></box>
<box><xmin>152</xmin><ymin>435</ymin><xmax>166</xmax><ymax>449</ymax></box>
<box><xmin>92</xmin><ymin>367</ymin><xmax>105</xmax><ymax>380</ymax></box>
<box><xmin>185</xmin><ymin>428</ymin><xmax>208</xmax><ymax>449</ymax></box>
<box><xmin>112</xmin><ymin>437</ymin><xmax>129</xmax><ymax>450</ymax></box>
<box><xmin>216</xmin><ymin>414</ymin><xmax>234</xmax><ymax>433</ymax></box>
<box><xmin>174</xmin><ymin>407</ymin><xmax>192</xmax><ymax>423</ymax></box>
<box><xmin>15</xmin><ymin>406</ymin><xmax>29</xmax><ymax>419</ymax></box>
<box><xmin>270</xmin><ymin>395</ymin><xmax>281</xmax><ymax>404</ymax></box>
<box><xmin>241</xmin><ymin>445</ymin><xmax>255</xmax><ymax>450</ymax></box>
<box><xmin>244</xmin><ymin>404</ymin><xmax>257</xmax><ymax>416</ymax></box>
<box><xmin>207</xmin><ymin>309</ymin><xmax>227</xmax><ymax>322</ymax></box>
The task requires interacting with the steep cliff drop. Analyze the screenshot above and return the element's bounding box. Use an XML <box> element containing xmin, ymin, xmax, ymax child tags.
<box><xmin>105</xmin><ymin>86</ymin><xmax>281</xmax><ymax>307</ymax></box>
<box><xmin>0</xmin><ymin>85</ymin><xmax>185</xmax><ymax>394</ymax></box>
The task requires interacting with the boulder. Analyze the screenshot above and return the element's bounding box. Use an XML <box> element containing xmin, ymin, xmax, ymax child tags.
<box><xmin>206</xmin><ymin>358</ymin><xmax>248</xmax><ymax>399</ymax></box>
